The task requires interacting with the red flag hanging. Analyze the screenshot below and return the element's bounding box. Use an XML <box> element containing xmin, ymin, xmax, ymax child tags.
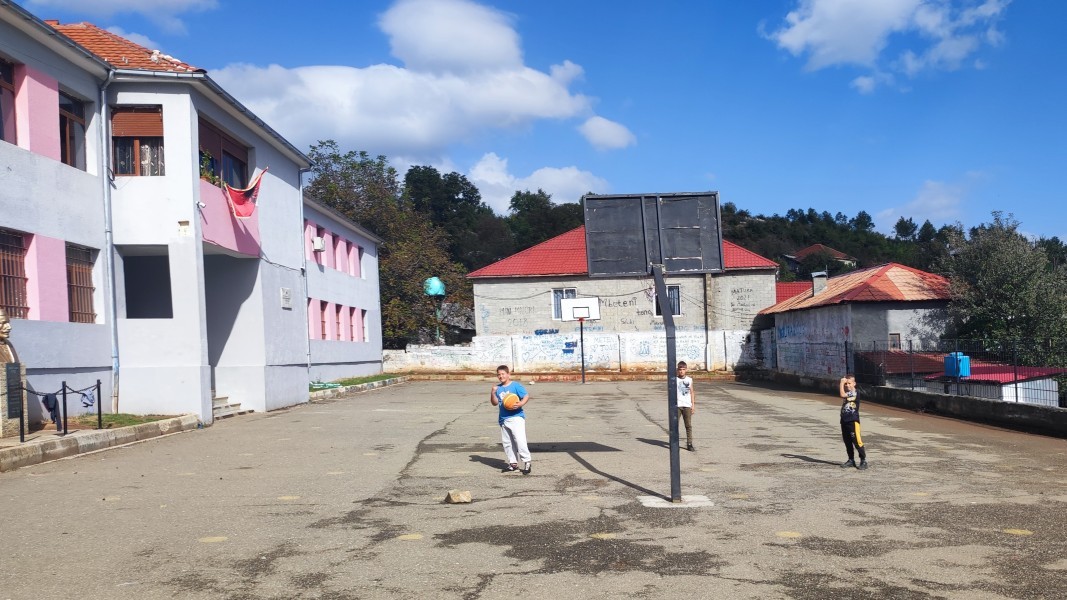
<box><xmin>223</xmin><ymin>167</ymin><xmax>268</xmax><ymax>219</ymax></box>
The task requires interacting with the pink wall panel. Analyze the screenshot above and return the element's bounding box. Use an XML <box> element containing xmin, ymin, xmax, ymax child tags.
<box><xmin>304</xmin><ymin>220</ymin><xmax>315</xmax><ymax>260</ymax></box>
<box><xmin>307</xmin><ymin>298</ymin><xmax>317</xmax><ymax>340</ymax></box>
<box><xmin>199</xmin><ymin>180</ymin><xmax>261</xmax><ymax>256</ymax></box>
<box><xmin>24</xmin><ymin>234</ymin><xmax>69</xmax><ymax>322</ymax></box>
<box><xmin>323</xmin><ymin>232</ymin><xmax>335</xmax><ymax>269</ymax></box>
<box><xmin>14</xmin><ymin>65</ymin><xmax>60</xmax><ymax>160</ymax></box>
<box><xmin>351</xmin><ymin>307</ymin><xmax>364</xmax><ymax>342</ymax></box>
<box><xmin>334</xmin><ymin>237</ymin><xmax>348</xmax><ymax>273</ymax></box>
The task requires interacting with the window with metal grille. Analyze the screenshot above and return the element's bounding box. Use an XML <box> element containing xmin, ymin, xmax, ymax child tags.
<box><xmin>112</xmin><ymin>107</ymin><xmax>165</xmax><ymax>176</ymax></box>
<box><xmin>320</xmin><ymin>300</ymin><xmax>328</xmax><ymax>339</ymax></box>
<box><xmin>654</xmin><ymin>285</ymin><xmax>681</xmax><ymax>317</ymax></box>
<box><xmin>552</xmin><ymin>288</ymin><xmax>577</xmax><ymax>320</ymax></box>
<box><xmin>0</xmin><ymin>228</ymin><xmax>28</xmax><ymax>319</ymax></box>
<box><xmin>350</xmin><ymin>307</ymin><xmax>359</xmax><ymax>342</ymax></box>
<box><xmin>335</xmin><ymin>304</ymin><xmax>343</xmax><ymax>340</ymax></box>
<box><xmin>59</xmin><ymin>91</ymin><xmax>86</xmax><ymax>169</ymax></box>
<box><xmin>66</xmin><ymin>244</ymin><xmax>95</xmax><ymax>323</ymax></box>
<box><xmin>0</xmin><ymin>57</ymin><xmax>15</xmax><ymax>144</ymax></box>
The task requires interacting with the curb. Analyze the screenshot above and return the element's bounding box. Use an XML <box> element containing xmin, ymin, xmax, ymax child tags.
<box><xmin>308</xmin><ymin>376</ymin><xmax>410</xmax><ymax>401</ymax></box>
<box><xmin>0</xmin><ymin>414</ymin><xmax>201</xmax><ymax>473</ymax></box>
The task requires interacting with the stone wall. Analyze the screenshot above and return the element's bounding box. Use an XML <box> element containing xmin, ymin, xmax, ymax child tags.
<box><xmin>1</xmin><ymin>364</ymin><xmax>28</xmax><ymax>439</ymax></box>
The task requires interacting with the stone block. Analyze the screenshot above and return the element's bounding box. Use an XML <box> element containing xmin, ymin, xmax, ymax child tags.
<box><xmin>444</xmin><ymin>489</ymin><xmax>472</xmax><ymax>504</ymax></box>
<box><xmin>109</xmin><ymin>427</ymin><xmax>137</xmax><ymax>446</ymax></box>
<box><xmin>39</xmin><ymin>437</ymin><xmax>79</xmax><ymax>462</ymax></box>
<box><xmin>133</xmin><ymin>421</ymin><xmax>163</xmax><ymax>441</ymax></box>
<box><xmin>76</xmin><ymin>431</ymin><xmax>114</xmax><ymax>454</ymax></box>
<box><xmin>0</xmin><ymin>444</ymin><xmax>42</xmax><ymax>472</ymax></box>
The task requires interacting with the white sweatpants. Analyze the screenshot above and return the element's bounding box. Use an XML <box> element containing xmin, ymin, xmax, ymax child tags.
<box><xmin>500</xmin><ymin>416</ymin><xmax>531</xmax><ymax>465</ymax></box>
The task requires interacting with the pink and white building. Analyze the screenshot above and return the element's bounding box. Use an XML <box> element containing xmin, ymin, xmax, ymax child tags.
<box><xmin>0</xmin><ymin>2</ymin><xmax>382</xmax><ymax>424</ymax></box>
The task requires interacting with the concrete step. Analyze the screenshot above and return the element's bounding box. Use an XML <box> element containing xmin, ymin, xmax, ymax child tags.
<box><xmin>212</xmin><ymin>403</ymin><xmax>252</xmax><ymax>419</ymax></box>
<box><xmin>211</xmin><ymin>396</ymin><xmax>230</xmax><ymax>408</ymax></box>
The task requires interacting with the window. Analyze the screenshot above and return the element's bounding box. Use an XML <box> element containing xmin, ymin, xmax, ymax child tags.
<box><xmin>121</xmin><ymin>251</ymin><xmax>173</xmax><ymax>318</ymax></box>
<box><xmin>66</xmin><ymin>244</ymin><xmax>95</xmax><ymax>323</ymax></box>
<box><xmin>552</xmin><ymin>288</ymin><xmax>577</xmax><ymax>320</ymax></box>
<box><xmin>112</xmin><ymin>107</ymin><xmax>165</xmax><ymax>176</ymax></box>
<box><xmin>320</xmin><ymin>301</ymin><xmax>328</xmax><ymax>339</ymax></box>
<box><xmin>335</xmin><ymin>304</ymin><xmax>343</xmax><ymax>340</ymax></box>
<box><xmin>0</xmin><ymin>58</ymin><xmax>15</xmax><ymax>144</ymax></box>
<box><xmin>357</xmin><ymin>246</ymin><xmax>364</xmax><ymax>279</ymax></box>
<box><xmin>654</xmin><ymin>285</ymin><xmax>681</xmax><ymax>317</ymax></box>
<box><xmin>0</xmin><ymin>228</ymin><xmax>28</xmax><ymax>319</ymax></box>
<box><xmin>889</xmin><ymin>333</ymin><xmax>902</xmax><ymax>350</ymax></box>
<box><xmin>59</xmin><ymin>92</ymin><xmax>86</xmax><ymax>169</ymax></box>
<box><xmin>199</xmin><ymin>120</ymin><xmax>248</xmax><ymax>187</ymax></box>
<box><xmin>362</xmin><ymin>309</ymin><xmax>368</xmax><ymax>342</ymax></box>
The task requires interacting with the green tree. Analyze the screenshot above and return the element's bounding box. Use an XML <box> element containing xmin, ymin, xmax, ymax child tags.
<box><xmin>305</xmin><ymin>141</ymin><xmax>470</xmax><ymax>348</ymax></box>
<box><xmin>893</xmin><ymin>216</ymin><xmax>918</xmax><ymax>240</ymax></box>
<box><xmin>850</xmin><ymin>211</ymin><xmax>875</xmax><ymax>232</ymax></box>
<box><xmin>938</xmin><ymin>212</ymin><xmax>1067</xmax><ymax>350</ymax></box>
<box><xmin>506</xmin><ymin>189</ymin><xmax>584</xmax><ymax>248</ymax></box>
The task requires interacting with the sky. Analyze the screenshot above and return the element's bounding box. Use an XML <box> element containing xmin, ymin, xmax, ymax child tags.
<box><xmin>20</xmin><ymin>0</ymin><xmax>1067</xmax><ymax>239</ymax></box>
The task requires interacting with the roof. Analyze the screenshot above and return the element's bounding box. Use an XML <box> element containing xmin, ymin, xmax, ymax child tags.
<box><xmin>775</xmin><ymin>281</ymin><xmax>811</xmax><ymax>303</ymax></box>
<box><xmin>760</xmin><ymin>263</ymin><xmax>950</xmax><ymax>314</ymax></box>
<box><xmin>47</xmin><ymin>21</ymin><xmax>202</xmax><ymax>73</ymax></box>
<box><xmin>467</xmin><ymin>225</ymin><xmax>778</xmax><ymax>279</ymax></box>
<box><xmin>924</xmin><ymin>363</ymin><xmax>1067</xmax><ymax>385</ymax></box>
<box><xmin>790</xmin><ymin>243</ymin><xmax>854</xmax><ymax>262</ymax></box>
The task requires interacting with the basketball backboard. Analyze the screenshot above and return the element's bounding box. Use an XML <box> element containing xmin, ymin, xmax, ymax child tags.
<box><xmin>560</xmin><ymin>297</ymin><xmax>601</xmax><ymax>322</ymax></box>
<box><xmin>582</xmin><ymin>192</ymin><xmax>724</xmax><ymax>277</ymax></box>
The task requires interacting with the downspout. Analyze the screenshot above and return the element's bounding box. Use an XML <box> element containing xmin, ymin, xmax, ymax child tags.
<box><xmin>299</xmin><ymin>169</ymin><xmax>313</xmax><ymax>387</ymax></box>
<box><xmin>97</xmin><ymin>69</ymin><xmax>119</xmax><ymax>413</ymax></box>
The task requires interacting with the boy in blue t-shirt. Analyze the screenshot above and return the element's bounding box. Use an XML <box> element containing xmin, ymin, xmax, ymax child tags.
<box><xmin>490</xmin><ymin>364</ymin><xmax>532</xmax><ymax>474</ymax></box>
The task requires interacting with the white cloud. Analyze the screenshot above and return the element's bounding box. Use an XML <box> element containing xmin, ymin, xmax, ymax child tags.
<box><xmin>28</xmin><ymin>0</ymin><xmax>216</xmax><ymax>32</ymax></box>
<box><xmin>768</xmin><ymin>0</ymin><xmax>1011</xmax><ymax>89</ymax></box>
<box><xmin>875</xmin><ymin>179</ymin><xmax>966</xmax><ymax>231</ymax></box>
<box><xmin>105</xmin><ymin>26</ymin><xmax>159</xmax><ymax>51</ymax></box>
<box><xmin>578</xmin><ymin>116</ymin><xmax>636</xmax><ymax>151</ymax></box>
<box><xmin>468</xmin><ymin>153</ymin><xmax>609</xmax><ymax>214</ymax></box>
<box><xmin>210</xmin><ymin>0</ymin><xmax>611</xmax><ymax>159</ymax></box>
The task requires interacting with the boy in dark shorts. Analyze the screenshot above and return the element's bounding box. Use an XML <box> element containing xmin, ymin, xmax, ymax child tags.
<box><xmin>839</xmin><ymin>374</ymin><xmax>868</xmax><ymax>470</ymax></box>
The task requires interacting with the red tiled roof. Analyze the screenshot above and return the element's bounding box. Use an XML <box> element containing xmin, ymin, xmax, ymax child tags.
<box><xmin>760</xmin><ymin>263</ymin><xmax>950</xmax><ymax>314</ymax></box>
<box><xmin>47</xmin><ymin>21</ymin><xmax>202</xmax><ymax>73</ymax></box>
<box><xmin>792</xmin><ymin>243</ymin><xmax>854</xmax><ymax>261</ymax></box>
<box><xmin>924</xmin><ymin>363</ymin><xmax>1067</xmax><ymax>385</ymax></box>
<box><xmin>467</xmin><ymin>225</ymin><xmax>777</xmax><ymax>278</ymax></box>
<box><xmin>775</xmin><ymin>281</ymin><xmax>811</xmax><ymax>303</ymax></box>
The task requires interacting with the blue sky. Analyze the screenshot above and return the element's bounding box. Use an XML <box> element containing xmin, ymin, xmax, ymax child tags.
<box><xmin>21</xmin><ymin>0</ymin><xmax>1067</xmax><ymax>239</ymax></box>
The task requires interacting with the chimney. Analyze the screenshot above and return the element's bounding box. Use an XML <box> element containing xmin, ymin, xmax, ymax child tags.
<box><xmin>811</xmin><ymin>271</ymin><xmax>828</xmax><ymax>296</ymax></box>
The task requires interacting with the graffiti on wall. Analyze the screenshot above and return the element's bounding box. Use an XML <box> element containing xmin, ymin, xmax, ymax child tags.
<box><xmin>775</xmin><ymin>307</ymin><xmax>849</xmax><ymax>377</ymax></box>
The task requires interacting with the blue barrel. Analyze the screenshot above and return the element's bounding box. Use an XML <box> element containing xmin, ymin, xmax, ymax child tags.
<box><xmin>945</xmin><ymin>352</ymin><xmax>971</xmax><ymax>377</ymax></box>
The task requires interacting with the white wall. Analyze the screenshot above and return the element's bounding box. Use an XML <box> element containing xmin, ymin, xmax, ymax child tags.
<box><xmin>773</xmin><ymin>305</ymin><xmax>851</xmax><ymax>378</ymax></box>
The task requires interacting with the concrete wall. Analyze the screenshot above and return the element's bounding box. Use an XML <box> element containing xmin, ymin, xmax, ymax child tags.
<box><xmin>850</xmin><ymin>302</ymin><xmax>950</xmax><ymax>348</ymax></box>
<box><xmin>773</xmin><ymin>305</ymin><xmax>851</xmax><ymax>378</ymax></box>
<box><xmin>706</xmin><ymin>270</ymin><xmax>777</xmax><ymax>331</ymax></box>
<box><xmin>473</xmin><ymin>274</ymin><xmax>708</xmax><ymax>337</ymax></box>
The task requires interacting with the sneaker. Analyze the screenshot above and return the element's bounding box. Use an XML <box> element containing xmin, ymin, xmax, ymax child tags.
<box><xmin>503</xmin><ymin>463</ymin><xmax>518</xmax><ymax>472</ymax></box>
<box><xmin>686</xmin><ymin>444</ymin><xmax>695</xmax><ymax>452</ymax></box>
<box><xmin>858</xmin><ymin>460</ymin><xmax>868</xmax><ymax>470</ymax></box>
<box><xmin>522</xmin><ymin>462</ymin><xmax>532</xmax><ymax>475</ymax></box>
<box><xmin>841</xmin><ymin>459</ymin><xmax>856</xmax><ymax>468</ymax></box>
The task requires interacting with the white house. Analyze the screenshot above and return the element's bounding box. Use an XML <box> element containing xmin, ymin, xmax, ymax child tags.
<box><xmin>0</xmin><ymin>3</ymin><xmax>382</xmax><ymax>426</ymax></box>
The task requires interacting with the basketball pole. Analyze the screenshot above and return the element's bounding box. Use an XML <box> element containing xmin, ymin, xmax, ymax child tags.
<box><xmin>651</xmin><ymin>264</ymin><xmax>682</xmax><ymax>503</ymax></box>
<box><xmin>578</xmin><ymin>317</ymin><xmax>586</xmax><ymax>384</ymax></box>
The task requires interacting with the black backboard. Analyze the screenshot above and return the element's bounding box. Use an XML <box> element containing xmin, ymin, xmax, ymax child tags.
<box><xmin>583</xmin><ymin>192</ymin><xmax>724</xmax><ymax>276</ymax></box>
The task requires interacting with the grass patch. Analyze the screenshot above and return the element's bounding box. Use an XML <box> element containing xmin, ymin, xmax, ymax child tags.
<box><xmin>69</xmin><ymin>413</ymin><xmax>178</xmax><ymax>429</ymax></box>
<box><xmin>310</xmin><ymin>373</ymin><xmax>397</xmax><ymax>391</ymax></box>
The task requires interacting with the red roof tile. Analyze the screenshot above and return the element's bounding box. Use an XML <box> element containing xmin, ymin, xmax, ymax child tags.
<box><xmin>792</xmin><ymin>243</ymin><xmax>854</xmax><ymax>261</ymax></box>
<box><xmin>48</xmin><ymin>22</ymin><xmax>202</xmax><ymax>73</ymax></box>
<box><xmin>760</xmin><ymin>263</ymin><xmax>950</xmax><ymax>314</ymax></box>
<box><xmin>775</xmin><ymin>281</ymin><xmax>811</xmax><ymax>303</ymax></box>
<box><xmin>468</xmin><ymin>226</ymin><xmax>777</xmax><ymax>278</ymax></box>
<box><xmin>924</xmin><ymin>363</ymin><xmax>1067</xmax><ymax>385</ymax></box>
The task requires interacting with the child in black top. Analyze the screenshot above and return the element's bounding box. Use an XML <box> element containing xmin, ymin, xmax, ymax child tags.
<box><xmin>839</xmin><ymin>375</ymin><xmax>868</xmax><ymax>470</ymax></box>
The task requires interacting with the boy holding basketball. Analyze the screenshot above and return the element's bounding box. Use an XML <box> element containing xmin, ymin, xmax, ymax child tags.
<box><xmin>839</xmin><ymin>374</ymin><xmax>868</xmax><ymax>470</ymax></box>
<box><xmin>490</xmin><ymin>365</ymin><xmax>532</xmax><ymax>474</ymax></box>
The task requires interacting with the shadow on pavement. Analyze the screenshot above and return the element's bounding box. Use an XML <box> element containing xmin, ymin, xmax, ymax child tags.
<box><xmin>636</xmin><ymin>437</ymin><xmax>669</xmax><ymax>449</ymax></box>
<box><xmin>781</xmin><ymin>453</ymin><xmax>839</xmax><ymax>466</ymax></box>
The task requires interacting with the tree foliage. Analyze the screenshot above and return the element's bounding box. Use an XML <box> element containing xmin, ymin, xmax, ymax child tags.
<box><xmin>506</xmin><ymin>189</ymin><xmax>584</xmax><ymax>248</ymax></box>
<box><xmin>937</xmin><ymin>212</ymin><xmax>1067</xmax><ymax>349</ymax></box>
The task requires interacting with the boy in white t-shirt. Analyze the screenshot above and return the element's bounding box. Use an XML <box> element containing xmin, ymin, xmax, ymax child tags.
<box><xmin>676</xmin><ymin>361</ymin><xmax>696</xmax><ymax>451</ymax></box>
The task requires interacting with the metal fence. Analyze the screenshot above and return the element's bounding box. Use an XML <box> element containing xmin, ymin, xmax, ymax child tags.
<box><xmin>852</xmin><ymin>339</ymin><xmax>1067</xmax><ymax>409</ymax></box>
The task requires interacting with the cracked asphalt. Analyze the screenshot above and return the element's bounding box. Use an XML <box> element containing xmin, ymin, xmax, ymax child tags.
<box><xmin>1</xmin><ymin>380</ymin><xmax>1065</xmax><ymax>599</ymax></box>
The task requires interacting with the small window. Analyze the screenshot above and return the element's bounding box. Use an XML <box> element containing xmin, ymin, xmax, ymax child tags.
<box><xmin>654</xmin><ymin>285</ymin><xmax>681</xmax><ymax>317</ymax></box>
<box><xmin>320</xmin><ymin>301</ymin><xmax>328</xmax><ymax>339</ymax></box>
<box><xmin>66</xmin><ymin>244</ymin><xmax>96</xmax><ymax>323</ymax></box>
<box><xmin>889</xmin><ymin>333</ymin><xmax>902</xmax><ymax>350</ymax></box>
<box><xmin>0</xmin><ymin>58</ymin><xmax>16</xmax><ymax>144</ymax></box>
<box><xmin>0</xmin><ymin>228</ymin><xmax>28</xmax><ymax>319</ymax></box>
<box><xmin>357</xmin><ymin>246</ymin><xmax>364</xmax><ymax>279</ymax></box>
<box><xmin>335</xmin><ymin>304</ymin><xmax>343</xmax><ymax>341</ymax></box>
<box><xmin>199</xmin><ymin>119</ymin><xmax>248</xmax><ymax>187</ymax></box>
<box><xmin>350</xmin><ymin>307</ymin><xmax>358</xmax><ymax>342</ymax></box>
<box><xmin>122</xmin><ymin>251</ymin><xmax>173</xmax><ymax>318</ymax></box>
<box><xmin>552</xmin><ymin>288</ymin><xmax>577</xmax><ymax>320</ymax></box>
<box><xmin>361</xmin><ymin>309</ymin><xmax>368</xmax><ymax>342</ymax></box>
<box><xmin>59</xmin><ymin>91</ymin><xmax>86</xmax><ymax>169</ymax></box>
<box><xmin>112</xmin><ymin>107</ymin><xmax>165</xmax><ymax>176</ymax></box>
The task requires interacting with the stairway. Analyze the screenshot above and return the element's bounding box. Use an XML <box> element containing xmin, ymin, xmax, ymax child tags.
<box><xmin>211</xmin><ymin>393</ymin><xmax>252</xmax><ymax>420</ymax></box>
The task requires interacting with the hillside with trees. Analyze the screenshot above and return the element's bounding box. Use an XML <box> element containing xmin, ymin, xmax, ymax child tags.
<box><xmin>305</xmin><ymin>140</ymin><xmax>1067</xmax><ymax>349</ymax></box>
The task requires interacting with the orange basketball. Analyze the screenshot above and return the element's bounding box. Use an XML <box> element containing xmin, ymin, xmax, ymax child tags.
<box><xmin>502</xmin><ymin>393</ymin><xmax>520</xmax><ymax>410</ymax></box>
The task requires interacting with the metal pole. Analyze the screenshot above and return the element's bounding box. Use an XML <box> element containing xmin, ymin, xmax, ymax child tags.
<box><xmin>96</xmin><ymin>379</ymin><xmax>103</xmax><ymax>429</ymax></box>
<box><xmin>579</xmin><ymin>318</ymin><xmax>586</xmax><ymax>384</ymax></box>
<box><xmin>61</xmin><ymin>382</ymin><xmax>68</xmax><ymax>435</ymax></box>
<box><xmin>652</xmin><ymin>264</ymin><xmax>681</xmax><ymax>503</ymax></box>
<box><xmin>18</xmin><ymin>386</ymin><xmax>24</xmax><ymax>443</ymax></box>
<box><xmin>1012</xmin><ymin>339</ymin><xmax>1019</xmax><ymax>403</ymax></box>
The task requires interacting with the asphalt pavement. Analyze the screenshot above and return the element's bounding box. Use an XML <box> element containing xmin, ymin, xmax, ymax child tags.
<box><xmin>1</xmin><ymin>379</ymin><xmax>1065</xmax><ymax>599</ymax></box>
